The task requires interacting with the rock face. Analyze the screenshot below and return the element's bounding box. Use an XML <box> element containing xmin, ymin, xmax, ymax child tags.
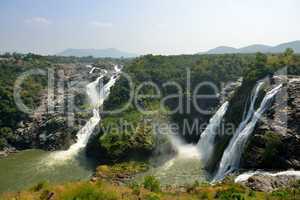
<box><xmin>11</xmin><ymin>64</ymin><xmax>88</xmax><ymax>150</ymax></box>
<box><xmin>239</xmin><ymin>174</ymin><xmax>300</xmax><ymax>192</ymax></box>
<box><xmin>241</xmin><ymin>76</ymin><xmax>300</xmax><ymax>170</ymax></box>
<box><xmin>219</xmin><ymin>77</ymin><xmax>243</xmax><ymax>104</ymax></box>
<box><xmin>10</xmin><ymin>64</ymin><xmax>98</xmax><ymax>151</ymax></box>
<box><xmin>2</xmin><ymin>62</ymin><xmax>118</xmax><ymax>152</ymax></box>
<box><xmin>208</xmin><ymin>75</ymin><xmax>300</xmax><ymax>175</ymax></box>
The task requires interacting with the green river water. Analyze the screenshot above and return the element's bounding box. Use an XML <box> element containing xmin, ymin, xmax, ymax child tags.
<box><xmin>135</xmin><ymin>144</ymin><xmax>206</xmax><ymax>187</ymax></box>
<box><xmin>0</xmin><ymin>145</ymin><xmax>205</xmax><ymax>193</ymax></box>
<box><xmin>0</xmin><ymin>149</ymin><xmax>98</xmax><ymax>193</ymax></box>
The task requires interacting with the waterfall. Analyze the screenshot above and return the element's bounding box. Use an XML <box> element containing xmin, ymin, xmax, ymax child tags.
<box><xmin>50</xmin><ymin>66</ymin><xmax>119</xmax><ymax>161</ymax></box>
<box><xmin>89</xmin><ymin>67</ymin><xmax>96</xmax><ymax>74</ymax></box>
<box><xmin>170</xmin><ymin>135</ymin><xmax>200</xmax><ymax>159</ymax></box>
<box><xmin>114</xmin><ymin>65</ymin><xmax>121</xmax><ymax>73</ymax></box>
<box><xmin>234</xmin><ymin>82</ymin><xmax>264</xmax><ymax>136</ymax></box>
<box><xmin>59</xmin><ymin>108</ymin><xmax>101</xmax><ymax>159</ymax></box>
<box><xmin>86</xmin><ymin>75</ymin><xmax>104</xmax><ymax>107</ymax></box>
<box><xmin>197</xmin><ymin>101</ymin><xmax>229</xmax><ymax>165</ymax></box>
<box><xmin>213</xmin><ymin>82</ymin><xmax>282</xmax><ymax>181</ymax></box>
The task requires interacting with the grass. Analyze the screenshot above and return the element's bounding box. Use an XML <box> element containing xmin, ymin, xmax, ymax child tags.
<box><xmin>1</xmin><ymin>161</ymin><xmax>300</xmax><ymax>200</ymax></box>
<box><xmin>2</xmin><ymin>177</ymin><xmax>300</xmax><ymax>200</ymax></box>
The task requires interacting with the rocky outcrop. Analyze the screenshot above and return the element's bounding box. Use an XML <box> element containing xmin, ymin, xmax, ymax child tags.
<box><xmin>93</xmin><ymin>161</ymin><xmax>149</xmax><ymax>184</ymax></box>
<box><xmin>13</xmin><ymin>65</ymin><xmax>74</xmax><ymax>150</ymax></box>
<box><xmin>219</xmin><ymin>77</ymin><xmax>243</xmax><ymax>104</ymax></box>
<box><xmin>240</xmin><ymin>174</ymin><xmax>299</xmax><ymax>192</ymax></box>
<box><xmin>241</xmin><ymin>76</ymin><xmax>300</xmax><ymax>169</ymax></box>
<box><xmin>0</xmin><ymin>147</ymin><xmax>17</xmax><ymax>157</ymax></box>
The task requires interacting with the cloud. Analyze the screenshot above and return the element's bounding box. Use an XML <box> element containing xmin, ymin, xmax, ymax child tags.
<box><xmin>25</xmin><ymin>17</ymin><xmax>52</xmax><ymax>25</ymax></box>
<box><xmin>90</xmin><ymin>21</ymin><xmax>113</xmax><ymax>28</ymax></box>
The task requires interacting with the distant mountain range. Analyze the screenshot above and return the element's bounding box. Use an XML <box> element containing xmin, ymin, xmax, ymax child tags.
<box><xmin>58</xmin><ymin>48</ymin><xmax>138</xmax><ymax>58</ymax></box>
<box><xmin>200</xmin><ymin>41</ymin><xmax>300</xmax><ymax>54</ymax></box>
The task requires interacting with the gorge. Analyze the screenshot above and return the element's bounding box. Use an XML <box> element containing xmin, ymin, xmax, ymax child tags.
<box><xmin>0</xmin><ymin>52</ymin><xmax>300</xmax><ymax>199</ymax></box>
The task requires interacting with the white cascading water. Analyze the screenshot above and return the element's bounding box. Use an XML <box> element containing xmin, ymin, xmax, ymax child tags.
<box><xmin>197</xmin><ymin>101</ymin><xmax>229</xmax><ymax>165</ymax></box>
<box><xmin>235</xmin><ymin>170</ymin><xmax>300</xmax><ymax>183</ymax></box>
<box><xmin>50</xmin><ymin>66</ymin><xmax>119</xmax><ymax>161</ymax></box>
<box><xmin>87</xmin><ymin>75</ymin><xmax>104</xmax><ymax>106</ymax></box>
<box><xmin>89</xmin><ymin>67</ymin><xmax>96</xmax><ymax>74</ymax></box>
<box><xmin>145</xmin><ymin>132</ymin><xmax>204</xmax><ymax>186</ymax></box>
<box><xmin>234</xmin><ymin>82</ymin><xmax>264</xmax><ymax>137</ymax></box>
<box><xmin>170</xmin><ymin>136</ymin><xmax>200</xmax><ymax>159</ymax></box>
<box><xmin>114</xmin><ymin>65</ymin><xmax>121</xmax><ymax>73</ymax></box>
<box><xmin>213</xmin><ymin>82</ymin><xmax>282</xmax><ymax>181</ymax></box>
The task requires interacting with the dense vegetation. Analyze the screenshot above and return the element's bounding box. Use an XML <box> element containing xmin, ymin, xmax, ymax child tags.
<box><xmin>95</xmin><ymin>54</ymin><xmax>255</xmax><ymax>159</ymax></box>
<box><xmin>91</xmin><ymin>50</ymin><xmax>300</xmax><ymax>163</ymax></box>
<box><xmin>0</xmin><ymin>53</ymin><xmax>131</xmax><ymax>150</ymax></box>
<box><xmin>224</xmin><ymin>49</ymin><xmax>299</xmax><ymax>128</ymax></box>
<box><xmin>0</xmin><ymin>53</ymin><xmax>51</xmax><ymax>149</ymax></box>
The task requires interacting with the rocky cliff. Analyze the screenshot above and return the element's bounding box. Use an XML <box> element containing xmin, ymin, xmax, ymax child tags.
<box><xmin>241</xmin><ymin>76</ymin><xmax>300</xmax><ymax>169</ymax></box>
<box><xmin>7</xmin><ymin>63</ymin><xmax>114</xmax><ymax>151</ymax></box>
<box><xmin>206</xmin><ymin>75</ymin><xmax>300</xmax><ymax>175</ymax></box>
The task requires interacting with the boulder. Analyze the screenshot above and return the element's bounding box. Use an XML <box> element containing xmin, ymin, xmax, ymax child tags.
<box><xmin>240</xmin><ymin>174</ymin><xmax>299</xmax><ymax>192</ymax></box>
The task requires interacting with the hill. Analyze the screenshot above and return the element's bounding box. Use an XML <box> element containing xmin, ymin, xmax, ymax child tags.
<box><xmin>239</xmin><ymin>44</ymin><xmax>271</xmax><ymax>53</ymax></box>
<box><xmin>201</xmin><ymin>41</ymin><xmax>300</xmax><ymax>54</ymax></box>
<box><xmin>205</xmin><ymin>46</ymin><xmax>237</xmax><ymax>54</ymax></box>
<box><xmin>58</xmin><ymin>48</ymin><xmax>138</xmax><ymax>58</ymax></box>
<box><xmin>269</xmin><ymin>41</ymin><xmax>300</xmax><ymax>53</ymax></box>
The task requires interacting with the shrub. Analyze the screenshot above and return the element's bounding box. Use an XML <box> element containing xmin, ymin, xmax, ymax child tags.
<box><xmin>60</xmin><ymin>183</ymin><xmax>117</xmax><ymax>200</ymax></box>
<box><xmin>40</xmin><ymin>190</ymin><xmax>53</xmax><ymax>200</ymax></box>
<box><xmin>144</xmin><ymin>193</ymin><xmax>160</xmax><ymax>200</ymax></box>
<box><xmin>271</xmin><ymin>190</ymin><xmax>289</xmax><ymax>199</ymax></box>
<box><xmin>96</xmin><ymin>161</ymin><xmax>149</xmax><ymax>180</ymax></box>
<box><xmin>129</xmin><ymin>181</ymin><xmax>141</xmax><ymax>196</ymax></box>
<box><xmin>262</xmin><ymin>132</ymin><xmax>282</xmax><ymax>167</ymax></box>
<box><xmin>0</xmin><ymin>127</ymin><xmax>14</xmax><ymax>140</ymax></box>
<box><xmin>215</xmin><ymin>187</ymin><xmax>245</xmax><ymax>200</ymax></box>
<box><xmin>143</xmin><ymin>176</ymin><xmax>161</xmax><ymax>193</ymax></box>
<box><xmin>198</xmin><ymin>192</ymin><xmax>209</xmax><ymax>200</ymax></box>
<box><xmin>248</xmin><ymin>190</ymin><xmax>256</xmax><ymax>197</ymax></box>
<box><xmin>0</xmin><ymin>138</ymin><xmax>7</xmax><ymax>149</ymax></box>
<box><xmin>186</xmin><ymin>180</ymin><xmax>200</xmax><ymax>193</ymax></box>
<box><xmin>31</xmin><ymin>181</ymin><xmax>48</xmax><ymax>192</ymax></box>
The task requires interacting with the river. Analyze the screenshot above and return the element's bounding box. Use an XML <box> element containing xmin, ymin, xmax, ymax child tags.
<box><xmin>0</xmin><ymin>149</ymin><xmax>97</xmax><ymax>193</ymax></box>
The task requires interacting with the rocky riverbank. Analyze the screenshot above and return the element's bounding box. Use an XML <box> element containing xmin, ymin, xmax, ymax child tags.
<box><xmin>0</xmin><ymin>147</ymin><xmax>18</xmax><ymax>158</ymax></box>
<box><xmin>235</xmin><ymin>170</ymin><xmax>300</xmax><ymax>192</ymax></box>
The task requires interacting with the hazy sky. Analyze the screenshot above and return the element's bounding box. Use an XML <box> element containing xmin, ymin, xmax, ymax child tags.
<box><xmin>0</xmin><ymin>0</ymin><xmax>299</xmax><ymax>55</ymax></box>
